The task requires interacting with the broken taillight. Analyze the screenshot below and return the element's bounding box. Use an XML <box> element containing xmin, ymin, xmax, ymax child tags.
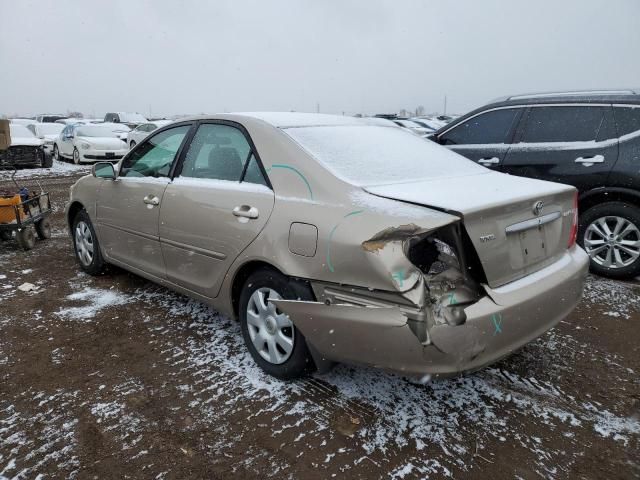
<box><xmin>568</xmin><ymin>191</ymin><xmax>578</xmax><ymax>248</ymax></box>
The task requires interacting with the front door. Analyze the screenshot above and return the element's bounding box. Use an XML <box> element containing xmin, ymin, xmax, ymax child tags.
<box><xmin>437</xmin><ymin>107</ymin><xmax>523</xmax><ymax>170</ymax></box>
<box><xmin>95</xmin><ymin>124</ymin><xmax>192</xmax><ymax>278</ymax></box>
<box><xmin>159</xmin><ymin>122</ymin><xmax>274</xmax><ymax>298</ymax></box>
<box><xmin>60</xmin><ymin>125</ymin><xmax>75</xmax><ymax>157</ymax></box>
<box><xmin>501</xmin><ymin>105</ymin><xmax>618</xmax><ymax>193</ymax></box>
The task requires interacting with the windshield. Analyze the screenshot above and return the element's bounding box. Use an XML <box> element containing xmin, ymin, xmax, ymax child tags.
<box><xmin>37</xmin><ymin>123</ymin><xmax>64</xmax><ymax>135</ymax></box>
<box><xmin>284</xmin><ymin>125</ymin><xmax>484</xmax><ymax>186</ymax></box>
<box><xmin>9</xmin><ymin>125</ymin><xmax>34</xmax><ymax>137</ymax></box>
<box><xmin>76</xmin><ymin>126</ymin><xmax>122</xmax><ymax>138</ymax></box>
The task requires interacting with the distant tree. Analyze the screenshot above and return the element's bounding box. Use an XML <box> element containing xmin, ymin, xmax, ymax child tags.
<box><xmin>67</xmin><ymin>111</ymin><xmax>83</xmax><ymax>118</ymax></box>
<box><xmin>399</xmin><ymin>108</ymin><xmax>408</xmax><ymax>117</ymax></box>
<box><xmin>416</xmin><ymin>105</ymin><xmax>425</xmax><ymax>116</ymax></box>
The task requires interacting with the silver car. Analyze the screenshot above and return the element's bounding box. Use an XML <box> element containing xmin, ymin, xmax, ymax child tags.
<box><xmin>66</xmin><ymin>113</ymin><xmax>589</xmax><ymax>379</ymax></box>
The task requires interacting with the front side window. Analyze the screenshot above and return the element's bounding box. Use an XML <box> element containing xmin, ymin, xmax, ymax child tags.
<box><xmin>120</xmin><ymin>125</ymin><xmax>190</xmax><ymax>178</ymax></box>
<box><xmin>440</xmin><ymin>108</ymin><xmax>520</xmax><ymax>145</ymax></box>
<box><xmin>179</xmin><ymin>123</ymin><xmax>260</xmax><ymax>182</ymax></box>
<box><xmin>613</xmin><ymin>107</ymin><xmax>640</xmax><ymax>137</ymax></box>
<box><xmin>521</xmin><ymin>106</ymin><xmax>606</xmax><ymax>143</ymax></box>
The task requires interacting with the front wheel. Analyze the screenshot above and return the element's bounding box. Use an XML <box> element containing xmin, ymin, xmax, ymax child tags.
<box><xmin>16</xmin><ymin>227</ymin><xmax>36</xmax><ymax>250</ymax></box>
<box><xmin>239</xmin><ymin>268</ymin><xmax>315</xmax><ymax>379</ymax></box>
<box><xmin>578</xmin><ymin>201</ymin><xmax>640</xmax><ymax>279</ymax></box>
<box><xmin>73</xmin><ymin>147</ymin><xmax>81</xmax><ymax>165</ymax></box>
<box><xmin>53</xmin><ymin>144</ymin><xmax>60</xmax><ymax>161</ymax></box>
<box><xmin>72</xmin><ymin>210</ymin><xmax>106</xmax><ymax>275</ymax></box>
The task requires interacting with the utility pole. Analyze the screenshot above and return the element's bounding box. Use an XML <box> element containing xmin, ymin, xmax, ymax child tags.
<box><xmin>316</xmin><ymin>103</ymin><xmax>320</xmax><ymax>113</ymax></box>
<box><xmin>443</xmin><ymin>95</ymin><xmax>447</xmax><ymax>115</ymax></box>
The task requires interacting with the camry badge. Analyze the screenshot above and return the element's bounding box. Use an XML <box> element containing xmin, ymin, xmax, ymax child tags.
<box><xmin>532</xmin><ymin>200</ymin><xmax>544</xmax><ymax>216</ymax></box>
<box><xmin>479</xmin><ymin>234</ymin><xmax>496</xmax><ymax>243</ymax></box>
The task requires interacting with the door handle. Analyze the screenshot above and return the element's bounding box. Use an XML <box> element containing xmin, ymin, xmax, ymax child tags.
<box><xmin>478</xmin><ymin>157</ymin><xmax>500</xmax><ymax>165</ymax></box>
<box><xmin>575</xmin><ymin>155</ymin><xmax>604</xmax><ymax>165</ymax></box>
<box><xmin>232</xmin><ymin>205</ymin><xmax>259</xmax><ymax>219</ymax></box>
<box><xmin>143</xmin><ymin>194</ymin><xmax>160</xmax><ymax>206</ymax></box>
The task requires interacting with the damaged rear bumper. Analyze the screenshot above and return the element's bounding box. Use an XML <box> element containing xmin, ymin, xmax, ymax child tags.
<box><xmin>274</xmin><ymin>247</ymin><xmax>589</xmax><ymax>377</ymax></box>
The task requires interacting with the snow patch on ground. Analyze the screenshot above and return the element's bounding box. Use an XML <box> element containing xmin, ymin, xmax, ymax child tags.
<box><xmin>4</xmin><ymin>160</ymin><xmax>90</xmax><ymax>180</ymax></box>
<box><xmin>56</xmin><ymin>287</ymin><xmax>130</xmax><ymax>321</ymax></box>
<box><xmin>582</xmin><ymin>275</ymin><xmax>640</xmax><ymax>319</ymax></box>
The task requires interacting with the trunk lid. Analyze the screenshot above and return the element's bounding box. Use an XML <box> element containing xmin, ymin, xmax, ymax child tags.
<box><xmin>365</xmin><ymin>171</ymin><xmax>577</xmax><ymax>287</ymax></box>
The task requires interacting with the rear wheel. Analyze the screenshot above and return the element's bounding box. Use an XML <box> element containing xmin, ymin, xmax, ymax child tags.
<box><xmin>35</xmin><ymin>217</ymin><xmax>52</xmax><ymax>239</ymax></box>
<box><xmin>42</xmin><ymin>151</ymin><xmax>53</xmax><ymax>168</ymax></box>
<box><xmin>16</xmin><ymin>227</ymin><xmax>36</xmax><ymax>250</ymax></box>
<box><xmin>579</xmin><ymin>201</ymin><xmax>640</xmax><ymax>279</ymax></box>
<box><xmin>72</xmin><ymin>210</ymin><xmax>106</xmax><ymax>275</ymax></box>
<box><xmin>239</xmin><ymin>268</ymin><xmax>315</xmax><ymax>379</ymax></box>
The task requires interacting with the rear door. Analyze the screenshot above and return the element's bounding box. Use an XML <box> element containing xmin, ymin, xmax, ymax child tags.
<box><xmin>159</xmin><ymin>121</ymin><xmax>274</xmax><ymax>298</ymax></box>
<box><xmin>95</xmin><ymin>123</ymin><xmax>192</xmax><ymax>278</ymax></box>
<box><xmin>436</xmin><ymin>107</ymin><xmax>523</xmax><ymax>169</ymax></box>
<box><xmin>502</xmin><ymin>105</ymin><xmax>618</xmax><ymax>192</ymax></box>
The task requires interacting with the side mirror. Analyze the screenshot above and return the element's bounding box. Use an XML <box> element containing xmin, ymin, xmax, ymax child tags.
<box><xmin>92</xmin><ymin>162</ymin><xmax>116</xmax><ymax>180</ymax></box>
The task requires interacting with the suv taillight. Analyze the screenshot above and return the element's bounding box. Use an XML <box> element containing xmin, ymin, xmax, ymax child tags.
<box><xmin>568</xmin><ymin>191</ymin><xmax>578</xmax><ymax>248</ymax></box>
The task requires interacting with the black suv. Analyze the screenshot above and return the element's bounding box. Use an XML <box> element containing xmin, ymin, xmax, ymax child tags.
<box><xmin>430</xmin><ymin>90</ymin><xmax>640</xmax><ymax>279</ymax></box>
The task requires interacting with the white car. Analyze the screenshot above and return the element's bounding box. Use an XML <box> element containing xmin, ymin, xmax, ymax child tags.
<box><xmin>126</xmin><ymin>120</ymin><xmax>172</xmax><ymax>148</ymax></box>
<box><xmin>9</xmin><ymin>118</ymin><xmax>36</xmax><ymax>127</ymax></box>
<box><xmin>0</xmin><ymin>124</ymin><xmax>47</xmax><ymax>168</ymax></box>
<box><xmin>392</xmin><ymin>119</ymin><xmax>433</xmax><ymax>137</ymax></box>
<box><xmin>53</xmin><ymin>124</ymin><xmax>129</xmax><ymax>164</ymax></box>
<box><xmin>103</xmin><ymin>112</ymin><xmax>148</xmax><ymax>128</ymax></box>
<box><xmin>27</xmin><ymin>122</ymin><xmax>64</xmax><ymax>159</ymax></box>
<box><xmin>55</xmin><ymin>118</ymin><xmax>95</xmax><ymax>126</ymax></box>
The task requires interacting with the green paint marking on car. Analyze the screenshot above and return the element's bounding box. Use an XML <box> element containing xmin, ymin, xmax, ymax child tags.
<box><xmin>392</xmin><ymin>270</ymin><xmax>405</xmax><ymax>287</ymax></box>
<box><xmin>270</xmin><ymin>164</ymin><xmax>314</xmax><ymax>200</ymax></box>
<box><xmin>491</xmin><ymin>313</ymin><xmax>503</xmax><ymax>335</ymax></box>
<box><xmin>326</xmin><ymin>210</ymin><xmax>365</xmax><ymax>273</ymax></box>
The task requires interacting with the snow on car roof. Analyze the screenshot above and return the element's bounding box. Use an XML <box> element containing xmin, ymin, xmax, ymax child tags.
<box><xmin>237</xmin><ymin>112</ymin><xmax>365</xmax><ymax>128</ymax></box>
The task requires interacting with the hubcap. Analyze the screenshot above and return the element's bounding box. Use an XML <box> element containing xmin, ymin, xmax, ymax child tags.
<box><xmin>74</xmin><ymin>221</ymin><xmax>94</xmax><ymax>266</ymax></box>
<box><xmin>73</xmin><ymin>149</ymin><xmax>80</xmax><ymax>164</ymax></box>
<box><xmin>246</xmin><ymin>288</ymin><xmax>295</xmax><ymax>364</ymax></box>
<box><xmin>584</xmin><ymin>216</ymin><xmax>640</xmax><ymax>269</ymax></box>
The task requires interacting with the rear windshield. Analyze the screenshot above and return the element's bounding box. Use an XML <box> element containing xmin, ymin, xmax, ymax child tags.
<box><xmin>284</xmin><ymin>125</ymin><xmax>484</xmax><ymax>186</ymax></box>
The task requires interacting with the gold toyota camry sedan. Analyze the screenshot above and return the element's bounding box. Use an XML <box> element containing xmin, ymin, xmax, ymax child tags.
<box><xmin>66</xmin><ymin>113</ymin><xmax>589</xmax><ymax>379</ymax></box>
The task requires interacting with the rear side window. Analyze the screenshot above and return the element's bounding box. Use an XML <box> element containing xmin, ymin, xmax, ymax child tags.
<box><xmin>521</xmin><ymin>106</ymin><xmax>606</xmax><ymax>143</ymax></box>
<box><xmin>440</xmin><ymin>108</ymin><xmax>520</xmax><ymax>145</ymax></box>
<box><xmin>613</xmin><ymin>107</ymin><xmax>640</xmax><ymax>137</ymax></box>
<box><xmin>179</xmin><ymin>123</ymin><xmax>267</xmax><ymax>186</ymax></box>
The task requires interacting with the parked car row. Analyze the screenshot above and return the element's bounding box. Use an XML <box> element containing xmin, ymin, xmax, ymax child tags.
<box><xmin>4</xmin><ymin>113</ymin><xmax>172</xmax><ymax>167</ymax></box>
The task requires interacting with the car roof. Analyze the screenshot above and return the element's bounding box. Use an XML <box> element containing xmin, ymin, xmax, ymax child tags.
<box><xmin>486</xmin><ymin>89</ymin><xmax>640</xmax><ymax>108</ymax></box>
<box><xmin>177</xmin><ymin>112</ymin><xmax>379</xmax><ymax>128</ymax></box>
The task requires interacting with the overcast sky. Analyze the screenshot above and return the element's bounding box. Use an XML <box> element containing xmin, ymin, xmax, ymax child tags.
<box><xmin>1</xmin><ymin>0</ymin><xmax>639</xmax><ymax>118</ymax></box>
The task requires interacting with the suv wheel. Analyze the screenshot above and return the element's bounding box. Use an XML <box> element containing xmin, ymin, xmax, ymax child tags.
<box><xmin>239</xmin><ymin>268</ymin><xmax>315</xmax><ymax>379</ymax></box>
<box><xmin>579</xmin><ymin>201</ymin><xmax>640</xmax><ymax>278</ymax></box>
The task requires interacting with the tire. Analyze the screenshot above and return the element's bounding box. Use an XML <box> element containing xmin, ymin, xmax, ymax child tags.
<box><xmin>130</xmin><ymin>141</ymin><xmax>136</xmax><ymax>149</ymax></box>
<box><xmin>72</xmin><ymin>210</ymin><xmax>106</xmax><ymax>275</ymax></box>
<box><xmin>42</xmin><ymin>151</ymin><xmax>53</xmax><ymax>168</ymax></box>
<box><xmin>578</xmin><ymin>201</ymin><xmax>640</xmax><ymax>279</ymax></box>
<box><xmin>73</xmin><ymin>147</ymin><xmax>81</xmax><ymax>165</ymax></box>
<box><xmin>16</xmin><ymin>227</ymin><xmax>36</xmax><ymax>250</ymax></box>
<box><xmin>239</xmin><ymin>268</ymin><xmax>315</xmax><ymax>379</ymax></box>
<box><xmin>53</xmin><ymin>144</ymin><xmax>60</xmax><ymax>161</ymax></box>
<box><xmin>35</xmin><ymin>217</ymin><xmax>52</xmax><ymax>240</ymax></box>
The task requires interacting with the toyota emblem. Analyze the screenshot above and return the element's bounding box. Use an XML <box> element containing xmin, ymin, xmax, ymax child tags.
<box><xmin>532</xmin><ymin>200</ymin><xmax>544</xmax><ymax>216</ymax></box>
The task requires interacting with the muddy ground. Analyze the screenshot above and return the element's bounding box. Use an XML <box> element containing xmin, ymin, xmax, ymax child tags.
<box><xmin>0</xmin><ymin>165</ymin><xmax>639</xmax><ymax>479</ymax></box>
